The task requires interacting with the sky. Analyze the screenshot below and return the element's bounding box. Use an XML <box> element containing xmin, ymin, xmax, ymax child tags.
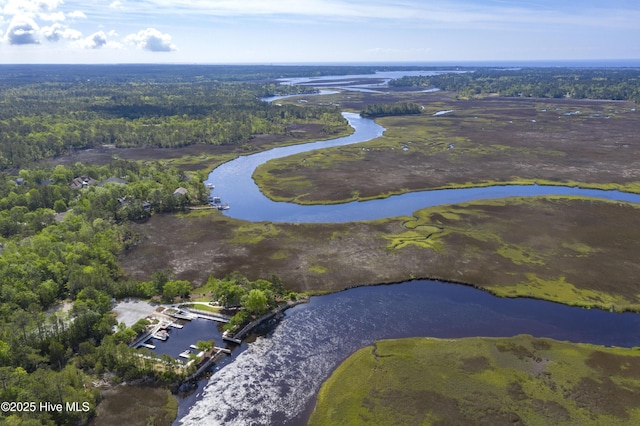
<box><xmin>1</xmin><ymin>0</ymin><xmax>639</xmax><ymax>64</ymax></box>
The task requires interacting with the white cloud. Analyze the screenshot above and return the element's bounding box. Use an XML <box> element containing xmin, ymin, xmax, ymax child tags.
<box><xmin>39</xmin><ymin>11</ymin><xmax>65</xmax><ymax>21</ymax></box>
<box><xmin>5</xmin><ymin>15</ymin><xmax>40</xmax><ymax>45</ymax></box>
<box><xmin>2</xmin><ymin>0</ymin><xmax>63</xmax><ymax>16</ymax></box>
<box><xmin>109</xmin><ymin>1</ymin><xmax>122</xmax><ymax>9</ymax></box>
<box><xmin>125</xmin><ymin>28</ymin><xmax>176</xmax><ymax>52</ymax></box>
<box><xmin>74</xmin><ymin>31</ymin><xmax>121</xmax><ymax>49</ymax></box>
<box><xmin>41</xmin><ymin>23</ymin><xmax>82</xmax><ymax>41</ymax></box>
<box><xmin>68</xmin><ymin>10</ymin><xmax>87</xmax><ymax>19</ymax></box>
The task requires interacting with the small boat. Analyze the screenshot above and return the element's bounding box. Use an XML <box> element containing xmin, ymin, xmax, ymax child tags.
<box><xmin>152</xmin><ymin>330</ymin><xmax>169</xmax><ymax>341</ymax></box>
<box><xmin>212</xmin><ymin>196</ymin><xmax>221</xmax><ymax>204</ymax></box>
<box><xmin>179</xmin><ymin>349</ymin><xmax>192</xmax><ymax>359</ymax></box>
<box><xmin>206</xmin><ymin>183</ymin><xmax>215</xmax><ymax>189</ymax></box>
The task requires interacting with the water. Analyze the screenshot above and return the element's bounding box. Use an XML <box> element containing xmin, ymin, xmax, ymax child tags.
<box><xmin>207</xmin><ymin>113</ymin><xmax>640</xmax><ymax>223</ymax></box>
<box><xmin>148</xmin><ymin>319</ymin><xmax>225</xmax><ymax>359</ymax></box>
<box><xmin>185</xmin><ymin>73</ymin><xmax>640</xmax><ymax>424</ymax></box>
<box><xmin>178</xmin><ymin>280</ymin><xmax>640</xmax><ymax>425</ymax></box>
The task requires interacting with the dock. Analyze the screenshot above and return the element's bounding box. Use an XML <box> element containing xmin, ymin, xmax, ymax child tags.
<box><xmin>138</xmin><ymin>342</ymin><xmax>156</xmax><ymax>350</ymax></box>
<box><xmin>129</xmin><ymin>320</ymin><xmax>172</xmax><ymax>349</ymax></box>
<box><xmin>222</xmin><ymin>335</ymin><xmax>242</xmax><ymax>345</ymax></box>
<box><xmin>183</xmin><ymin>347</ymin><xmax>231</xmax><ymax>382</ymax></box>
<box><xmin>214</xmin><ymin>346</ymin><xmax>232</xmax><ymax>354</ymax></box>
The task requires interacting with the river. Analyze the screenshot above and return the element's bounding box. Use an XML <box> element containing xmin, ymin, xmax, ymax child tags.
<box><xmin>175</xmin><ymin>77</ymin><xmax>640</xmax><ymax>425</ymax></box>
<box><xmin>206</xmin><ymin>112</ymin><xmax>640</xmax><ymax>223</ymax></box>
<box><xmin>178</xmin><ymin>281</ymin><xmax>640</xmax><ymax>425</ymax></box>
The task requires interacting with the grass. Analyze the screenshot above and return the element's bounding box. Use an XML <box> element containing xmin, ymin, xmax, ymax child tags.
<box><xmin>252</xmin><ymin>94</ymin><xmax>640</xmax><ymax>204</ymax></box>
<box><xmin>93</xmin><ymin>386</ymin><xmax>178</xmax><ymax>426</ymax></box>
<box><xmin>309</xmin><ymin>335</ymin><xmax>640</xmax><ymax>426</ymax></box>
<box><xmin>121</xmin><ymin>196</ymin><xmax>640</xmax><ymax>312</ymax></box>
<box><xmin>119</xmin><ymin>91</ymin><xmax>640</xmax><ymax>311</ymax></box>
<box><xmin>180</xmin><ymin>303</ymin><xmax>222</xmax><ymax>313</ymax></box>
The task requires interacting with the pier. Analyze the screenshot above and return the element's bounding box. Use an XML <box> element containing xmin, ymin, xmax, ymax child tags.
<box><xmin>214</xmin><ymin>346</ymin><xmax>232</xmax><ymax>354</ymax></box>
<box><xmin>129</xmin><ymin>320</ymin><xmax>172</xmax><ymax>349</ymax></box>
<box><xmin>183</xmin><ymin>347</ymin><xmax>231</xmax><ymax>383</ymax></box>
<box><xmin>222</xmin><ymin>335</ymin><xmax>242</xmax><ymax>345</ymax></box>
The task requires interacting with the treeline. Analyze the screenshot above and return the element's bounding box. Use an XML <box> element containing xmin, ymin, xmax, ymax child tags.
<box><xmin>0</xmin><ymin>79</ymin><xmax>349</xmax><ymax>168</ymax></box>
<box><xmin>390</xmin><ymin>68</ymin><xmax>640</xmax><ymax>103</ymax></box>
<box><xmin>207</xmin><ymin>273</ymin><xmax>296</xmax><ymax>332</ymax></box>
<box><xmin>360</xmin><ymin>102</ymin><xmax>423</xmax><ymax>118</ymax></box>
<box><xmin>0</xmin><ymin>64</ymin><xmax>451</xmax><ymax>86</ymax></box>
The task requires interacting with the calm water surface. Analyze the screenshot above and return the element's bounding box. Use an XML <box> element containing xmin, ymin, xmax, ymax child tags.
<box><xmin>207</xmin><ymin>113</ymin><xmax>640</xmax><ymax>223</ymax></box>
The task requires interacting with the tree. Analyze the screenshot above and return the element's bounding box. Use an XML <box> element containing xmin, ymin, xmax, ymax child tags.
<box><xmin>210</xmin><ymin>279</ymin><xmax>246</xmax><ymax>307</ymax></box>
<box><xmin>243</xmin><ymin>289</ymin><xmax>268</xmax><ymax>315</ymax></box>
<box><xmin>195</xmin><ymin>340</ymin><xmax>214</xmax><ymax>352</ymax></box>
<box><xmin>53</xmin><ymin>199</ymin><xmax>67</xmax><ymax>213</ymax></box>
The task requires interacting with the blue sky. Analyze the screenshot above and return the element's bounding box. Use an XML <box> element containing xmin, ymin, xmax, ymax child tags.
<box><xmin>1</xmin><ymin>0</ymin><xmax>639</xmax><ymax>64</ymax></box>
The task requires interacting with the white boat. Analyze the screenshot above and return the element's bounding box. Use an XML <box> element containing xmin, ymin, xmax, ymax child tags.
<box><xmin>206</xmin><ymin>183</ymin><xmax>215</xmax><ymax>189</ymax></box>
<box><xmin>152</xmin><ymin>330</ymin><xmax>169</xmax><ymax>341</ymax></box>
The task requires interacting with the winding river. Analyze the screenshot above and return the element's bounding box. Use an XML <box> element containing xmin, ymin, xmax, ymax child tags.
<box><xmin>206</xmin><ymin>112</ymin><xmax>640</xmax><ymax>223</ymax></box>
<box><xmin>175</xmin><ymin>91</ymin><xmax>640</xmax><ymax>425</ymax></box>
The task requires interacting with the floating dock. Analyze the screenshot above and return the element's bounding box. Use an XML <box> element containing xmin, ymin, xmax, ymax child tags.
<box><xmin>137</xmin><ymin>342</ymin><xmax>156</xmax><ymax>350</ymax></box>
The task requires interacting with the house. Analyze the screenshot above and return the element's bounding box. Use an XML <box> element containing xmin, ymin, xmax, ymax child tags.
<box><xmin>173</xmin><ymin>187</ymin><xmax>189</xmax><ymax>196</ymax></box>
<box><xmin>70</xmin><ymin>176</ymin><xmax>98</xmax><ymax>189</ymax></box>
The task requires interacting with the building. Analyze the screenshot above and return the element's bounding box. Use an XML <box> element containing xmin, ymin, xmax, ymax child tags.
<box><xmin>70</xmin><ymin>176</ymin><xmax>98</xmax><ymax>189</ymax></box>
<box><xmin>173</xmin><ymin>187</ymin><xmax>189</xmax><ymax>196</ymax></box>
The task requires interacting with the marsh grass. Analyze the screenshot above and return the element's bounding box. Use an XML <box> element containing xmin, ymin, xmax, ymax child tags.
<box><xmin>253</xmin><ymin>95</ymin><xmax>640</xmax><ymax>204</ymax></box>
<box><xmin>310</xmin><ymin>336</ymin><xmax>640</xmax><ymax>426</ymax></box>
<box><xmin>122</xmin><ymin>196</ymin><xmax>640</xmax><ymax>311</ymax></box>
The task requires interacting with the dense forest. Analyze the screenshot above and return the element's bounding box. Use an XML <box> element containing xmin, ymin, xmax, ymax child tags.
<box><xmin>0</xmin><ymin>80</ymin><xmax>340</xmax><ymax>168</ymax></box>
<box><xmin>390</xmin><ymin>67</ymin><xmax>640</xmax><ymax>103</ymax></box>
<box><xmin>0</xmin><ymin>157</ymin><xmax>296</xmax><ymax>424</ymax></box>
<box><xmin>360</xmin><ymin>102</ymin><xmax>423</xmax><ymax>118</ymax></box>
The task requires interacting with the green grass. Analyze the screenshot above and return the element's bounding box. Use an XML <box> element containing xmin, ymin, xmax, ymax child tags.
<box><xmin>310</xmin><ymin>336</ymin><xmax>640</xmax><ymax>426</ymax></box>
<box><xmin>180</xmin><ymin>303</ymin><xmax>221</xmax><ymax>313</ymax></box>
